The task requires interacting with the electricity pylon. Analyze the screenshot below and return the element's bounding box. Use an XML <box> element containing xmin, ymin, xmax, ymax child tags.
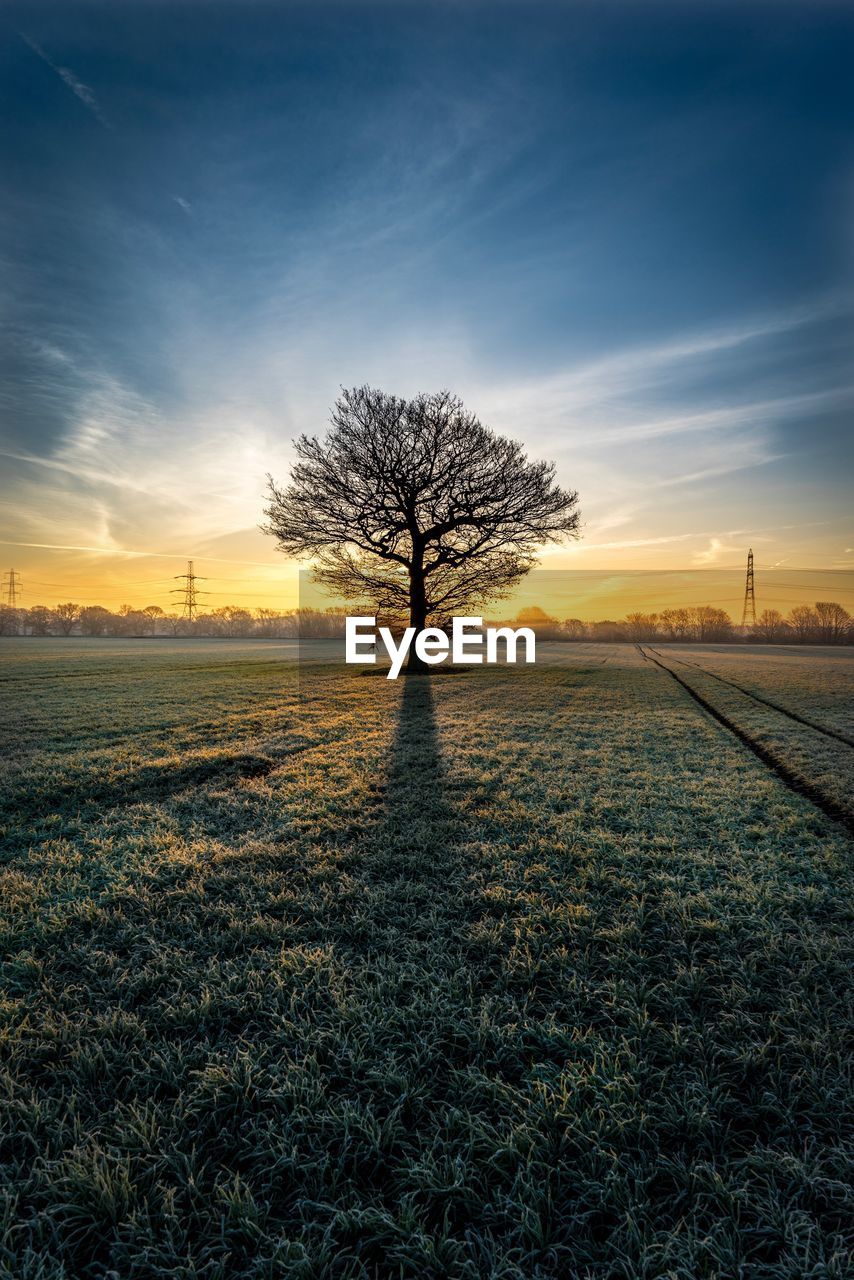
<box><xmin>170</xmin><ymin>560</ymin><xmax>208</xmax><ymax>621</ymax></box>
<box><xmin>2</xmin><ymin>569</ymin><xmax>22</xmax><ymax>608</ymax></box>
<box><xmin>740</xmin><ymin>548</ymin><xmax>756</xmax><ymax>630</ymax></box>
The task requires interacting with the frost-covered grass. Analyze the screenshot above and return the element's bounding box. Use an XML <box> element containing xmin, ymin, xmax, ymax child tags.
<box><xmin>644</xmin><ymin>645</ymin><xmax>854</xmax><ymax>827</ymax></box>
<box><xmin>0</xmin><ymin>641</ymin><xmax>851</xmax><ymax>1278</ymax></box>
<box><xmin>656</xmin><ymin>643</ymin><xmax>854</xmax><ymax>739</ymax></box>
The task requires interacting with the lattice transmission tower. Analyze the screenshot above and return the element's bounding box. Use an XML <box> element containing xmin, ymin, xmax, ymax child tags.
<box><xmin>171</xmin><ymin>560</ymin><xmax>208</xmax><ymax>621</ymax></box>
<box><xmin>740</xmin><ymin>548</ymin><xmax>756</xmax><ymax>630</ymax></box>
<box><xmin>2</xmin><ymin>568</ymin><xmax>22</xmax><ymax>608</ymax></box>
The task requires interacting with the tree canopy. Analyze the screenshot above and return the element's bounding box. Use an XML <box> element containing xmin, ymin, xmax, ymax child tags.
<box><xmin>263</xmin><ymin>386</ymin><xmax>581</xmax><ymax>639</ymax></box>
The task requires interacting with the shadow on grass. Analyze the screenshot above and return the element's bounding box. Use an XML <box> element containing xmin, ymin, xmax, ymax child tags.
<box><xmin>380</xmin><ymin>672</ymin><xmax>454</xmax><ymax>861</ymax></box>
<box><xmin>0</xmin><ymin>751</ymin><xmax>279</xmax><ymax>860</ymax></box>
<box><xmin>331</xmin><ymin>671</ymin><xmax>477</xmax><ymax>969</ymax></box>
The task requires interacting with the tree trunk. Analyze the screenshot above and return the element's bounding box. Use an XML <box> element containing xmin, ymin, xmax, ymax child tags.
<box><xmin>407</xmin><ymin>560</ymin><xmax>428</xmax><ymax>673</ymax></box>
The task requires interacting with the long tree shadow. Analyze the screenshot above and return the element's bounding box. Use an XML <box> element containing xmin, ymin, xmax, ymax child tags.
<box><xmin>341</xmin><ymin>672</ymin><xmax>477</xmax><ymax>966</ymax></box>
<box><xmin>378</xmin><ymin>673</ymin><xmax>455</xmax><ymax>866</ymax></box>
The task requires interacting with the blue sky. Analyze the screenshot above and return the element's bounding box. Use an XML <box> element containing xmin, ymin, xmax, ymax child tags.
<box><xmin>1</xmin><ymin>1</ymin><xmax>852</xmax><ymax>609</ymax></box>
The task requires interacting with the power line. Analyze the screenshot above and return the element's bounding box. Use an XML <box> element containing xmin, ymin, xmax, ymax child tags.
<box><xmin>27</xmin><ymin>577</ymin><xmax>177</xmax><ymax>589</ymax></box>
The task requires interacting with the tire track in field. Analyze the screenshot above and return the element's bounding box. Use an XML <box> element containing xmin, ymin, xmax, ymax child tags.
<box><xmin>636</xmin><ymin>645</ymin><xmax>854</xmax><ymax>838</ymax></box>
<box><xmin>646</xmin><ymin>646</ymin><xmax>854</xmax><ymax>749</ymax></box>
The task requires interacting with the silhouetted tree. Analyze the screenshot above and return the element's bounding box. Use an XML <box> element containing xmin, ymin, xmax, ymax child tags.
<box><xmin>688</xmin><ymin>606</ymin><xmax>732</xmax><ymax>642</ymax></box>
<box><xmin>53</xmin><ymin>602</ymin><xmax>80</xmax><ymax>636</ymax></box>
<box><xmin>142</xmin><ymin>604</ymin><xmax>165</xmax><ymax>635</ymax></box>
<box><xmin>210</xmin><ymin>605</ymin><xmax>254</xmax><ymax>637</ymax></box>
<box><xmin>660</xmin><ymin>608</ymin><xmax>691</xmax><ymax>641</ymax></box>
<box><xmin>754</xmin><ymin>608</ymin><xmax>787</xmax><ymax>643</ymax></box>
<box><xmin>788</xmin><ymin>605</ymin><xmax>818</xmax><ymax>642</ymax></box>
<box><xmin>26</xmin><ymin>606</ymin><xmax>53</xmax><ymax>636</ymax></box>
<box><xmin>0</xmin><ymin>605</ymin><xmax>20</xmax><ymax>636</ymax></box>
<box><xmin>589</xmin><ymin>619</ymin><xmax>622</xmax><ymax>642</ymax></box>
<box><xmin>80</xmin><ymin>605</ymin><xmax>113</xmax><ymax>636</ymax></box>
<box><xmin>814</xmin><ymin>601</ymin><xmax>850</xmax><ymax>644</ymax></box>
<box><xmin>562</xmin><ymin>617</ymin><xmax>588</xmax><ymax>640</ymax></box>
<box><xmin>116</xmin><ymin>605</ymin><xmax>148</xmax><ymax>636</ymax></box>
<box><xmin>624</xmin><ymin>611</ymin><xmax>659</xmax><ymax>642</ymax></box>
<box><xmin>263</xmin><ymin>387</ymin><xmax>580</xmax><ymax>668</ymax></box>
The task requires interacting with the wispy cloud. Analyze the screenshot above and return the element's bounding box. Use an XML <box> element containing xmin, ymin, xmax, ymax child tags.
<box><xmin>1</xmin><ymin>355</ymin><xmax>295</xmax><ymax>565</ymax></box>
<box><xmin>555</xmin><ymin>520</ymin><xmax>837</xmax><ymax>559</ymax></box>
<box><xmin>476</xmin><ymin>299</ymin><xmax>851</xmax><ymax>441</ymax></box>
<box><xmin>572</xmin><ymin>387</ymin><xmax>851</xmax><ymax>448</ymax></box>
<box><xmin>456</xmin><ymin>297</ymin><xmax>852</xmax><ymax>568</ymax></box>
<box><xmin>20</xmin><ymin>33</ymin><xmax>112</xmax><ymax>130</ymax></box>
<box><xmin>0</xmin><ymin>539</ymin><xmax>283</xmax><ymax>567</ymax></box>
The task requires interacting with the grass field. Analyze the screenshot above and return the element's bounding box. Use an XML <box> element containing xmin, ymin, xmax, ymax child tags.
<box><xmin>645</xmin><ymin>644</ymin><xmax>854</xmax><ymax>740</ymax></box>
<box><xmin>1</xmin><ymin>639</ymin><xmax>852</xmax><ymax>1279</ymax></box>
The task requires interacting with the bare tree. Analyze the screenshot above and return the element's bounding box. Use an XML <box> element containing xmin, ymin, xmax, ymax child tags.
<box><xmin>589</xmin><ymin>619</ymin><xmax>622</xmax><ymax>642</ymax></box>
<box><xmin>755</xmin><ymin>608</ymin><xmax>787</xmax><ymax>643</ymax></box>
<box><xmin>788</xmin><ymin>605</ymin><xmax>818</xmax><ymax>642</ymax></box>
<box><xmin>142</xmin><ymin>604</ymin><xmax>165</xmax><ymax>636</ymax></box>
<box><xmin>117</xmin><ymin>605</ymin><xmax>147</xmax><ymax>636</ymax></box>
<box><xmin>80</xmin><ymin>605</ymin><xmax>113</xmax><ymax>636</ymax></box>
<box><xmin>562</xmin><ymin>617</ymin><xmax>588</xmax><ymax>641</ymax></box>
<box><xmin>624</xmin><ymin>611</ymin><xmax>659</xmax><ymax>642</ymax></box>
<box><xmin>1</xmin><ymin>606</ymin><xmax>19</xmax><ymax>636</ymax></box>
<box><xmin>210</xmin><ymin>605</ymin><xmax>255</xmax><ymax>637</ymax></box>
<box><xmin>814</xmin><ymin>601</ymin><xmax>850</xmax><ymax>644</ymax></box>
<box><xmin>660</xmin><ymin>607</ymin><xmax>691</xmax><ymax>641</ymax></box>
<box><xmin>53</xmin><ymin>602</ymin><xmax>80</xmax><ymax>636</ymax></box>
<box><xmin>687</xmin><ymin>606</ymin><xmax>732</xmax><ymax>642</ymax></box>
<box><xmin>0</xmin><ymin>605</ymin><xmax>20</xmax><ymax>636</ymax></box>
<box><xmin>263</xmin><ymin>387</ymin><xmax>580</xmax><ymax>668</ymax></box>
<box><xmin>26</xmin><ymin>606</ymin><xmax>53</xmax><ymax>636</ymax></box>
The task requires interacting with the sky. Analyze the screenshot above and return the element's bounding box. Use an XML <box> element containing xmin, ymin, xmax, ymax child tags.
<box><xmin>1</xmin><ymin>0</ymin><xmax>853</xmax><ymax>617</ymax></box>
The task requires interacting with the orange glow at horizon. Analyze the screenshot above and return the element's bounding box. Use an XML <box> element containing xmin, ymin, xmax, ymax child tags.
<box><xmin>4</xmin><ymin>549</ymin><xmax>854</xmax><ymax>623</ymax></box>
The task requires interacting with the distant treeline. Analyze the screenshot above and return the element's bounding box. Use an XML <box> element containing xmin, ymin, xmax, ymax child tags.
<box><xmin>547</xmin><ymin>603</ymin><xmax>852</xmax><ymax>645</ymax></box>
<box><xmin>1</xmin><ymin>600</ymin><xmax>851</xmax><ymax>644</ymax></box>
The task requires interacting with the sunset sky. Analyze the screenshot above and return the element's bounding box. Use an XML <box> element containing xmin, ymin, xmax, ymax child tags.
<box><xmin>2</xmin><ymin>1</ymin><xmax>852</xmax><ymax>616</ymax></box>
